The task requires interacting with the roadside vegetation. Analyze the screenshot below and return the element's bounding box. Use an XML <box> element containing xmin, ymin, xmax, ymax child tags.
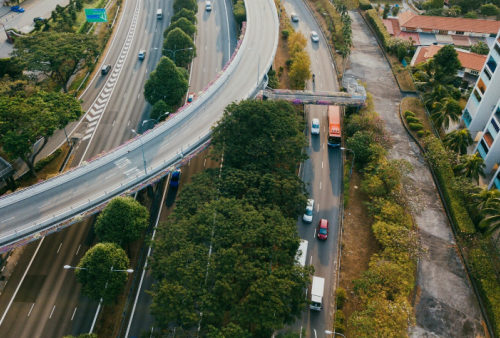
<box><xmin>146</xmin><ymin>100</ymin><xmax>312</xmax><ymax>337</ymax></box>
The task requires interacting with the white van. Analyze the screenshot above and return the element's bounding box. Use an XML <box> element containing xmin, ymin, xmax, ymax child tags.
<box><xmin>206</xmin><ymin>1</ymin><xmax>212</xmax><ymax>11</ymax></box>
<box><xmin>296</xmin><ymin>240</ymin><xmax>308</xmax><ymax>267</ymax></box>
<box><xmin>157</xmin><ymin>9</ymin><xmax>162</xmax><ymax>19</ymax></box>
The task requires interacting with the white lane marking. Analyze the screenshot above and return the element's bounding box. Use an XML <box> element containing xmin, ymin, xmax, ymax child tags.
<box><xmin>322</xmin><ymin>161</ymin><xmax>323</xmax><ymax>169</ymax></box>
<box><xmin>74</xmin><ymin>188</ymin><xmax>86</xmax><ymax>195</ymax></box>
<box><xmin>206</xmin><ymin>45</ymin><xmax>207</xmax><ymax>50</ymax></box>
<box><xmin>105</xmin><ymin>173</ymin><xmax>116</xmax><ymax>180</ymax></box>
<box><xmin>38</xmin><ymin>202</ymin><xmax>51</xmax><ymax>209</ymax></box>
<box><xmin>320</xmin><ymin>182</ymin><xmax>322</xmax><ymax>190</ymax></box>
<box><xmin>1</xmin><ymin>217</ymin><xmax>14</xmax><ymax>223</ymax></box>
<box><xmin>123</xmin><ymin>93</ymin><xmax>127</xmax><ymax>98</ymax></box>
<box><xmin>76</xmin><ymin>245</ymin><xmax>81</xmax><ymax>256</ymax></box>
<box><xmin>314</xmin><ymin>329</ymin><xmax>317</xmax><ymax>338</ymax></box>
<box><xmin>28</xmin><ymin>304</ymin><xmax>35</xmax><ymax>317</ymax></box>
<box><xmin>317</xmin><ymin>204</ymin><xmax>319</xmax><ymax>212</ymax></box>
<box><xmin>182</xmin><ymin>128</ymin><xmax>191</xmax><ymax>135</ymax></box>
<box><xmin>57</xmin><ymin>243</ymin><xmax>62</xmax><ymax>254</ymax></box>
<box><xmin>71</xmin><ymin>308</ymin><xmax>77</xmax><ymax>321</ymax></box>
<box><xmin>204</xmin><ymin>158</ymin><xmax>206</xmax><ymax>167</ymax></box>
<box><xmin>323</xmin><ymin>143</ymin><xmax>325</xmax><ymax>150</ymax></box>
<box><xmin>127</xmin><ymin>120</ymin><xmax>130</xmax><ymax>126</ymax></box>
<box><xmin>314</xmin><ymin>229</ymin><xmax>316</xmax><ymax>238</ymax></box>
<box><xmin>112</xmin><ymin>120</ymin><xmax>116</xmax><ymax>126</ymax></box>
<box><xmin>49</xmin><ymin>306</ymin><xmax>55</xmax><ymax>319</ymax></box>
<box><xmin>310</xmin><ymin>256</ymin><xmax>313</xmax><ymax>265</ymax></box>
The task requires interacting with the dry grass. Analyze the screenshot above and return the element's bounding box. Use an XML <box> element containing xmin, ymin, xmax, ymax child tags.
<box><xmin>274</xmin><ymin>1</ymin><xmax>293</xmax><ymax>89</ymax></box>
<box><xmin>339</xmin><ymin>171</ymin><xmax>380</xmax><ymax>336</ymax></box>
<box><xmin>386</xmin><ymin>53</ymin><xmax>416</xmax><ymax>92</ymax></box>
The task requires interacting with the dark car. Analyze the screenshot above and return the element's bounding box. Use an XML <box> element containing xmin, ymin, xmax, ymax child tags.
<box><xmin>11</xmin><ymin>6</ymin><xmax>25</xmax><ymax>13</ymax></box>
<box><xmin>170</xmin><ymin>169</ymin><xmax>181</xmax><ymax>188</ymax></box>
<box><xmin>101</xmin><ymin>64</ymin><xmax>111</xmax><ymax>75</ymax></box>
<box><xmin>33</xmin><ymin>17</ymin><xmax>45</xmax><ymax>22</ymax></box>
<box><xmin>317</xmin><ymin>219</ymin><xmax>329</xmax><ymax>240</ymax></box>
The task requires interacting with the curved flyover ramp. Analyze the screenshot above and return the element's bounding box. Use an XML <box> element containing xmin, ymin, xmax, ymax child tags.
<box><xmin>0</xmin><ymin>0</ymin><xmax>279</xmax><ymax>252</ymax></box>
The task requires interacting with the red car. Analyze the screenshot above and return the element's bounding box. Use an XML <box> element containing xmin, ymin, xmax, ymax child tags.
<box><xmin>317</xmin><ymin>219</ymin><xmax>329</xmax><ymax>240</ymax></box>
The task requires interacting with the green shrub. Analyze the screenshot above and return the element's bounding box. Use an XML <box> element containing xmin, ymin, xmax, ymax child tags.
<box><xmin>409</xmin><ymin>123</ymin><xmax>423</xmax><ymax>131</ymax></box>
<box><xmin>366</xmin><ymin>9</ymin><xmax>391</xmax><ymax>49</ymax></box>
<box><xmin>335</xmin><ymin>309</ymin><xmax>346</xmax><ymax>333</ymax></box>
<box><xmin>404</xmin><ymin>110</ymin><xmax>415</xmax><ymax>118</ymax></box>
<box><xmin>34</xmin><ymin>148</ymin><xmax>63</xmax><ymax>172</ymax></box>
<box><xmin>416</xmin><ymin>130</ymin><xmax>425</xmax><ymax>137</ymax></box>
<box><xmin>281</xmin><ymin>29</ymin><xmax>289</xmax><ymax>39</ymax></box>
<box><xmin>233</xmin><ymin>0</ymin><xmax>246</xmax><ymax>27</ymax></box>
<box><xmin>359</xmin><ymin>0</ymin><xmax>372</xmax><ymax>10</ymax></box>
<box><xmin>336</xmin><ymin>287</ymin><xmax>347</xmax><ymax>309</ymax></box>
<box><xmin>423</xmin><ymin>136</ymin><xmax>475</xmax><ymax>234</ymax></box>
<box><xmin>285</xmin><ymin>59</ymin><xmax>293</xmax><ymax>67</ymax></box>
<box><xmin>406</xmin><ymin>116</ymin><xmax>420</xmax><ymax>124</ymax></box>
<box><xmin>470</xmin><ymin>248</ymin><xmax>500</xmax><ymax>337</ymax></box>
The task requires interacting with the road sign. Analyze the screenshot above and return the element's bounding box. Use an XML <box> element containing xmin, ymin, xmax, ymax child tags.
<box><xmin>85</xmin><ymin>8</ymin><xmax>108</xmax><ymax>23</ymax></box>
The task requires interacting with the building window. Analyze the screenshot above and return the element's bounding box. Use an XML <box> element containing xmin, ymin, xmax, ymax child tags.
<box><xmin>477</xmin><ymin>78</ymin><xmax>487</xmax><ymax>94</ymax></box>
<box><xmin>480</xmin><ymin>139</ymin><xmax>490</xmax><ymax>154</ymax></box>
<box><xmin>463</xmin><ymin>109</ymin><xmax>472</xmax><ymax>127</ymax></box>
<box><xmin>488</xmin><ymin>56</ymin><xmax>498</xmax><ymax>73</ymax></box>
<box><xmin>492</xmin><ymin>118</ymin><xmax>500</xmax><ymax>133</ymax></box>
<box><xmin>485</xmin><ymin>67</ymin><xmax>492</xmax><ymax>80</ymax></box>
<box><xmin>473</xmin><ymin>89</ymin><xmax>482</xmax><ymax>103</ymax></box>
<box><xmin>456</xmin><ymin>31</ymin><xmax>464</xmax><ymax>35</ymax></box>
<box><xmin>470</xmin><ymin>70</ymin><xmax>479</xmax><ymax>75</ymax></box>
<box><xmin>495</xmin><ymin>42</ymin><xmax>500</xmax><ymax>57</ymax></box>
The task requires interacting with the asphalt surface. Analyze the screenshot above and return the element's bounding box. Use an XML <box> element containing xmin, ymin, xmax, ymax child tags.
<box><xmin>0</xmin><ymin>0</ymin><xmax>241</xmax><ymax>336</ymax></box>
<box><xmin>282</xmin><ymin>0</ymin><xmax>341</xmax><ymax>337</ymax></box>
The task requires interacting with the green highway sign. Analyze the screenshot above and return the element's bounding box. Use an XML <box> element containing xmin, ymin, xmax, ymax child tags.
<box><xmin>85</xmin><ymin>8</ymin><xmax>108</xmax><ymax>23</ymax></box>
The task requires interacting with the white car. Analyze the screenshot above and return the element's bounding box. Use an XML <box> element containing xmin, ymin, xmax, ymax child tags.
<box><xmin>310</xmin><ymin>31</ymin><xmax>319</xmax><ymax>42</ymax></box>
<box><xmin>311</xmin><ymin>118</ymin><xmax>320</xmax><ymax>135</ymax></box>
<box><xmin>303</xmin><ymin>199</ymin><xmax>314</xmax><ymax>223</ymax></box>
<box><xmin>206</xmin><ymin>1</ymin><xmax>212</xmax><ymax>11</ymax></box>
<box><xmin>291</xmin><ymin>12</ymin><xmax>299</xmax><ymax>22</ymax></box>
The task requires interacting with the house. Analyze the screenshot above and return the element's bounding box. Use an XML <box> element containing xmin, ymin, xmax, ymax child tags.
<box><xmin>411</xmin><ymin>44</ymin><xmax>487</xmax><ymax>82</ymax></box>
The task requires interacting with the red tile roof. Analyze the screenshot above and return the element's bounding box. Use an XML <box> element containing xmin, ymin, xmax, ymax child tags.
<box><xmin>412</xmin><ymin>44</ymin><xmax>486</xmax><ymax>71</ymax></box>
<box><xmin>399</xmin><ymin>12</ymin><xmax>500</xmax><ymax>35</ymax></box>
<box><xmin>382</xmin><ymin>19</ymin><xmax>395</xmax><ymax>35</ymax></box>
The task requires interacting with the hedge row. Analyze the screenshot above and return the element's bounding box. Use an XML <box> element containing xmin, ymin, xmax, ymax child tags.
<box><xmin>234</xmin><ymin>0</ymin><xmax>246</xmax><ymax>27</ymax></box>
<box><xmin>470</xmin><ymin>248</ymin><xmax>500</xmax><ymax>336</ymax></box>
<box><xmin>359</xmin><ymin>0</ymin><xmax>372</xmax><ymax>10</ymax></box>
<box><xmin>366</xmin><ymin>9</ymin><xmax>391</xmax><ymax>49</ymax></box>
<box><xmin>423</xmin><ymin>136</ymin><xmax>475</xmax><ymax>234</ymax></box>
<box><xmin>34</xmin><ymin>148</ymin><xmax>63</xmax><ymax>172</ymax></box>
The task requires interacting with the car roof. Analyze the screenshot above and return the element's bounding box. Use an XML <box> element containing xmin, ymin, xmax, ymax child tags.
<box><xmin>312</xmin><ymin>118</ymin><xmax>320</xmax><ymax>123</ymax></box>
<box><xmin>311</xmin><ymin>31</ymin><xmax>318</xmax><ymax>34</ymax></box>
<box><xmin>319</xmin><ymin>219</ymin><xmax>328</xmax><ymax>227</ymax></box>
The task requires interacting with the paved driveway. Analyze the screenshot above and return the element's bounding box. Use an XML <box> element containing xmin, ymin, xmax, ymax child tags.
<box><xmin>345</xmin><ymin>10</ymin><xmax>486</xmax><ymax>337</ymax></box>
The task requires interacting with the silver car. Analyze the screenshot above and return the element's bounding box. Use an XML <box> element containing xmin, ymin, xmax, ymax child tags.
<box><xmin>310</xmin><ymin>31</ymin><xmax>319</xmax><ymax>42</ymax></box>
<box><xmin>303</xmin><ymin>199</ymin><xmax>315</xmax><ymax>223</ymax></box>
<box><xmin>291</xmin><ymin>12</ymin><xmax>299</xmax><ymax>22</ymax></box>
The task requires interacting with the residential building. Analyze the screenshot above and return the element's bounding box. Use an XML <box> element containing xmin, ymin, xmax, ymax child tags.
<box><xmin>461</xmin><ymin>30</ymin><xmax>500</xmax><ymax>189</ymax></box>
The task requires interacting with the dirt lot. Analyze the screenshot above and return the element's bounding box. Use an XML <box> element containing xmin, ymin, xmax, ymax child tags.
<box><xmin>339</xmin><ymin>170</ymin><xmax>380</xmax><ymax>336</ymax></box>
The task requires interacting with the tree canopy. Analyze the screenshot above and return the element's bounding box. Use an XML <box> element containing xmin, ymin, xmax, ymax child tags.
<box><xmin>164</xmin><ymin>17</ymin><xmax>197</xmax><ymax>39</ymax></box>
<box><xmin>470</xmin><ymin>41</ymin><xmax>490</xmax><ymax>55</ymax></box>
<box><xmin>95</xmin><ymin>196</ymin><xmax>149</xmax><ymax>247</ymax></box>
<box><xmin>173</xmin><ymin>0</ymin><xmax>197</xmax><ymax>14</ymax></box>
<box><xmin>144</xmin><ymin>56</ymin><xmax>188</xmax><ymax>106</ymax></box>
<box><xmin>75</xmin><ymin>243</ymin><xmax>130</xmax><ymax>304</ymax></box>
<box><xmin>171</xmin><ymin>8</ymin><xmax>197</xmax><ymax>25</ymax></box>
<box><xmin>163</xmin><ymin>28</ymin><xmax>197</xmax><ymax>67</ymax></box>
<box><xmin>0</xmin><ymin>79</ymin><xmax>83</xmax><ymax>177</ymax></box>
<box><xmin>0</xmin><ymin>58</ymin><xmax>24</xmax><ymax>79</ymax></box>
<box><xmin>433</xmin><ymin>45</ymin><xmax>462</xmax><ymax>76</ymax></box>
<box><xmin>12</xmin><ymin>32</ymin><xmax>99</xmax><ymax>92</ymax></box>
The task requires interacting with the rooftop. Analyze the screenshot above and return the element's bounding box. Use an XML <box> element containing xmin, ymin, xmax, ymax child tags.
<box><xmin>411</xmin><ymin>44</ymin><xmax>487</xmax><ymax>71</ymax></box>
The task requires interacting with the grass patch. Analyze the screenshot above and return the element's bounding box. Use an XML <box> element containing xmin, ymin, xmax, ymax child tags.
<box><xmin>386</xmin><ymin>53</ymin><xmax>416</xmax><ymax>92</ymax></box>
<box><xmin>401</xmin><ymin>97</ymin><xmax>433</xmax><ymax>142</ymax></box>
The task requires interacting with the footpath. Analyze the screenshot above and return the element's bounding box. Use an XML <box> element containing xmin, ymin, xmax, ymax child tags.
<box><xmin>345</xmin><ymin>10</ymin><xmax>486</xmax><ymax>337</ymax></box>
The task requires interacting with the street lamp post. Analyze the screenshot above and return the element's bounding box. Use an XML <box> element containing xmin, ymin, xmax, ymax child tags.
<box><xmin>63</xmin><ymin>265</ymin><xmax>134</xmax><ymax>273</ymax></box>
<box><xmin>131</xmin><ymin>129</ymin><xmax>148</xmax><ymax>175</ymax></box>
<box><xmin>154</xmin><ymin>47</ymin><xmax>193</xmax><ymax>65</ymax></box>
<box><xmin>340</xmin><ymin>147</ymin><xmax>355</xmax><ymax>181</ymax></box>
<box><xmin>247</xmin><ymin>48</ymin><xmax>261</xmax><ymax>84</ymax></box>
<box><xmin>142</xmin><ymin>111</ymin><xmax>170</xmax><ymax>129</ymax></box>
<box><xmin>325</xmin><ymin>330</ymin><xmax>346</xmax><ymax>338</ymax></box>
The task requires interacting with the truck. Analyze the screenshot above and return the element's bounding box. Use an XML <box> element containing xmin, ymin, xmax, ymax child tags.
<box><xmin>310</xmin><ymin>276</ymin><xmax>325</xmax><ymax>311</ymax></box>
<box><xmin>296</xmin><ymin>239</ymin><xmax>308</xmax><ymax>267</ymax></box>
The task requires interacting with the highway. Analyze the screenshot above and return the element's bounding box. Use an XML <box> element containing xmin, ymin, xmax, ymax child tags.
<box><xmin>282</xmin><ymin>0</ymin><xmax>341</xmax><ymax>337</ymax></box>
<box><xmin>0</xmin><ymin>0</ymin><xmax>243</xmax><ymax>336</ymax></box>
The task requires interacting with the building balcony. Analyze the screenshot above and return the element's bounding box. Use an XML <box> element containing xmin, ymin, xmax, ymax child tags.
<box><xmin>484</xmin><ymin>131</ymin><xmax>494</xmax><ymax>147</ymax></box>
<box><xmin>478</xmin><ymin>141</ymin><xmax>488</xmax><ymax>158</ymax></box>
<box><xmin>487</xmin><ymin>56</ymin><xmax>498</xmax><ymax>74</ymax></box>
<box><xmin>463</xmin><ymin>109</ymin><xmax>472</xmax><ymax>127</ymax></box>
<box><xmin>477</xmin><ymin>78</ymin><xmax>487</xmax><ymax>95</ymax></box>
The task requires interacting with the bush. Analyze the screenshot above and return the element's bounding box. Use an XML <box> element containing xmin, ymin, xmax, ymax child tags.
<box><xmin>335</xmin><ymin>309</ymin><xmax>346</xmax><ymax>334</ymax></box>
<box><xmin>336</xmin><ymin>287</ymin><xmax>347</xmax><ymax>309</ymax></box>
<box><xmin>406</xmin><ymin>116</ymin><xmax>420</xmax><ymax>124</ymax></box>
<box><xmin>409</xmin><ymin>123</ymin><xmax>423</xmax><ymax>131</ymax></box>
<box><xmin>285</xmin><ymin>59</ymin><xmax>293</xmax><ymax>67</ymax></box>
<box><xmin>359</xmin><ymin>0</ymin><xmax>372</xmax><ymax>10</ymax></box>
<box><xmin>233</xmin><ymin>0</ymin><xmax>246</xmax><ymax>27</ymax></box>
<box><xmin>423</xmin><ymin>136</ymin><xmax>475</xmax><ymax>234</ymax></box>
<box><xmin>281</xmin><ymin>29</ymin><xmax>289</xmax><ymax>39</ymax></box>
<box><xmin>404</xmin><ymin>110</ymin><xmax>415</xmax><ymax>118</ymax></box>
<box><xmin>397</xmin><ymin>45</ymin><xmax>407</xmax><ymax>62</ymax></box>
<box><xmin>34</xmin><ymin>148</ymin><xmax>63</xmax><ymax>172</ymax></box>
<box><xmin>416</xmin><ymin>130</ymin><xmax>425</xmax><ymax>137</ymax></box>
<box><xmin>366</xmin><ymin>9</ymin><xmax>391</xmax><ymax>49</ymax></box>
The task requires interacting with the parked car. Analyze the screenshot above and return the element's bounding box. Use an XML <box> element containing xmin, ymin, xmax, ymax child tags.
<box><xmin>311</xmin><ymin>118</ymin><xmax>320</xmax><ymax>135</ymax></box>
<box><xmin>101</xmin><ymin>64</ymin><xmax>111</xmax><ymax>75</ymax></box>
<box><xmin>206</xmin><ymin>1</ymin><xmax>212</xmax><ymax>11</ymax></box>
<box><xmin>291</xmin><ymin>12</ymin><xmax>299</xmax><ymax>22</ymax></box>
<box><xmin>33</xmin><ymin>17</ymin><xmax>45</xmax><ymax>22</ymax></box>
<box><xmin>317</xmin><ymin>219</ymin><xmax>329</xmax><ymax>240</ymax></box>
<box><xmin>11</xmin><ymin>6</ymin><xmax>25</xmax><ymax>13</ymax></box>
<box><xmin>138</xmin><ymin>50</ymin><xmax>146</xmax><ymax>60</ymax></box>
<box><xmin>310</xmin><ymin>31</ymin><xmax>319</xmax><ymax>42</ymax></box>
<box><xmin>170</xmin><ymin>169</ymin><xmax>181</xmax><ymax>188</ymax></box>
<box><xmin>187</xmin><ymin>93</ymin><xmax>195</xmax><ymax>103</ymax></box>
<box><xmin>303</xmin><ymin>199</ymin><xmax>315</xmax><ymax>223</ymax></box>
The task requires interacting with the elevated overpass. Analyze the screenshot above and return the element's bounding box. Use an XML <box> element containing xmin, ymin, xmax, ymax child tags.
<box><xmin>0</xmin><ymin>0</ymin><xmax>279</xmax><ymax>253</ymax></box>
<box><xmin>259</xmin><ymin>77</ymin><xmax>367</xmax><ymax>106</ymax></box>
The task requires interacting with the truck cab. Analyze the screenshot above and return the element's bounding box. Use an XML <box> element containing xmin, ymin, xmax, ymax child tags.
<box><xmin>310</xmin><ymin>276</ymin><xmax>325</xmax><ymax>311</ymax></box>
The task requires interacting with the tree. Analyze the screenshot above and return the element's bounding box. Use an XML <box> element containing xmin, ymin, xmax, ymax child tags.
<box><xmin>469</xmin><ymin>187</ymin><xmax>500</xmax><ymax>222</ymax></box>
<box><xmin>392</xmin><ymin>6</ymin><xmax>400</xmax><ymax>16</ymax></box>
<box><xmin>383</xmin><ymin>3</ymin><xmax>390</xmax><ymax>19</ymax></box>
<box><xmin>173</xmin><ymin>0</ymin><xmax>197</xmax><ymax>14</ymax></box>
<box><xmin>144</xmin><ymin>56</ymin><xmax>188</xmax><ymax>106</ymax></box>
<box><xmin>63</xmin><ymin>334</ymin><xmax>98</xmax><ymax>338</ymax></box>
<box><xmin>397</xmin><ymin>45</ymin><xmax>407</xmax><ymax>62</ymax></box>
<box><xmin>171</xmin><ymin>8</ymin><xmax>197</xmax><ymax>25</ymax></box>
<box><xmin>430</xmin><ymin>97</ymin><xmax>462</xmax><ymax>130</ymax></box>
<box><xmin>0</xmin><ymin>81</ymin><xmax>83</xmax><ymax>177</ymax></box>
<box><xmin>480</xmin><ymin>4</ymin><xmax>499</xmax><ymax>17</ymax></box>
<box><xmin>0</xmin><ymin>58</ymin><xmax>24</xmax><ymax>79</ymax></box>
<box><xmin>12</xmin><ymin>32</ymin><xmax>99</xmax><ymax>93</ymax></box>
<box><xmin>163</xmin><ymin>28</ymin><xmax>197</xmax><ymax>67</ymax></box>
<box><xmin>206</xmin><ymin>324</ymin><xmax>252</xmax><ymax>338</ymax></box>
<box><xmin>75</xmin><ymin>243</ymin><xmax>130</xmax><ymax>304</ymax></box>
<box><xmin>464</xmin><ymin>11</ymin><xmax>479</xmax><ymax>18</ymax></box>
<box><xmin>433</xmin><ymin>45</ymin><xmax>461</xmax><ymax>76</ymax></box>
<box><xmin>151</xmin><ymin>100</ymin><xmax>172</xmax><ymax>122</ymax></box>
<box><xmin>164</xmin><ymin>17</ymin><xmax>197</xmax><ymax>39</ymax></box>
<box><xmin>94</xmin><ymin>196</ymin><xmax>149</xmax><ymax>247</ymax></box>
<box><xmin>289</xmin><ymin>50</ymin><xmax>311</xmax><ymax>89</ymax></box>
<box><xmin>443</xmin><ymin>129</ymin><xmax>473</xmax><ymax>155</ymax></box>
<box><xmin>346</xmin><ymin>131</ymin><xmax>387</xmax><ymax>166</ymax></box>
<box><xmin>288</xmin><ymin>31</ymin><xmax>307</xmax><ymax>57</ymax></box>
<box><xmin>454</xmin><ymin>154</ymin><xmax>486</xmax><ymax>183</ymax></box>
<box><xmin>470</xmin><ymin>41</ymin><xmax>490</xmax><ymax>55</ymax></box>
<box><xmin>210</xmin><ymin>100</ymin><xmax>308</xmax><ymax>173</ymax></box>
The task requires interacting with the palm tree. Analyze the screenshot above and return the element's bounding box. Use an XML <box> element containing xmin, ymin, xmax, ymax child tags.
<box><xmin>469</xmin><ymin>187</ymin><xmax>500</xmax><ymax>223</ymax></box>
<box><xmin>431</xmin><ymin>97</ymin><xmax>462</xmax><ymax>130</ymax></box>
<box><xmin>453</xmin><ymin>153</ymin><xmax>486</xmax><ymax>183</ymax></box>
<box><xmin>443</xmin><ymin>129</ymin><xmax>473</xmax><ymax>155</ymax></box>
<box><xmin>478</xmin><ymin>199</ymin><xmax>500</xmax><ymax>236</ymax></box>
